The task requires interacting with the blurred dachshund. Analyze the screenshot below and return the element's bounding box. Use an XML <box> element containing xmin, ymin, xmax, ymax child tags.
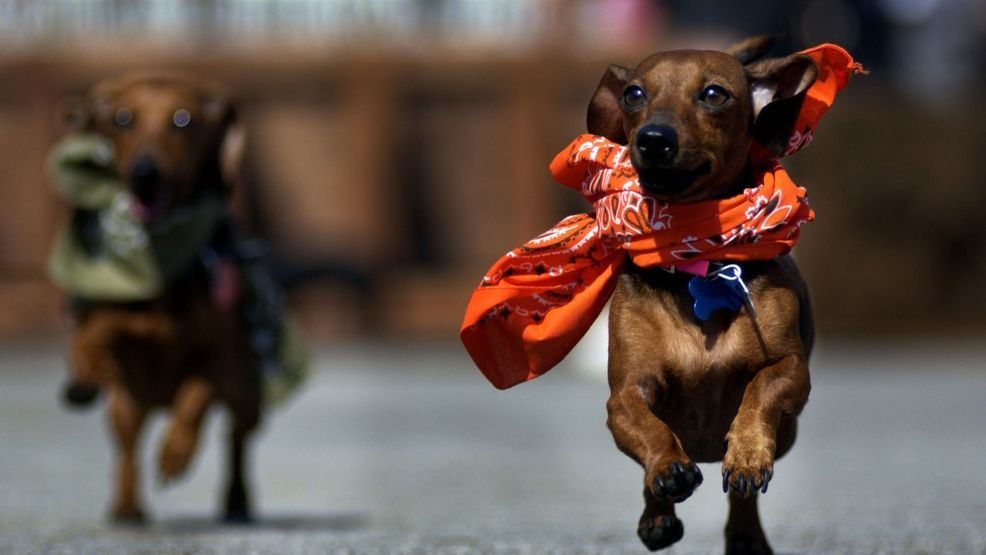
<box><xmin>50</xmin><ymin>73</ymin><xmax>274</xmax><ymax>523</ymax></box>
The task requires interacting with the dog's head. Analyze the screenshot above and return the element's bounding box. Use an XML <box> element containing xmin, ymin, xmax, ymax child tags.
<box><xmin>80</xmin><ymin>73</ymin><xmax>244</xmax><ymax>221</ymax></box>
<box><xmin>587</xmin><ymin>35</ymin><xmax>818</xmax><ymax>203</ymax></box>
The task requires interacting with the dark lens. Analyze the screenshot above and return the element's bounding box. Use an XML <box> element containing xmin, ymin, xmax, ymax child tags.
<box><xmin>622</xmin><ymin>85</ymin><xmax>646</xmax><ymax>108</ymax></box>
<box><xmin>114</xmin><ymin>107</ymin><xmax>133</xmax><ymax>127</ymax></box>
<box><xmin>701</xmin><ymin>85</ymin><xmax>730</xmax><ymax>106</ymax></box>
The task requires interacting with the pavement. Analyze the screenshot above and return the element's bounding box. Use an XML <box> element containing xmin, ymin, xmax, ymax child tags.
<box><xmin>1</xmin><ymin>339</ymin><xmax>985</xmax><ymax>554</ymax></box>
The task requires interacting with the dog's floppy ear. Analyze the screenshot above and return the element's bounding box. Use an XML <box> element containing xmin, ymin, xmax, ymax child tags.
<box><xmin>726</xmin><ymin>35</ymin><xmax>778</xmax><ymax>65</ymax></box>
<box><xmin>746</xmin><ymin>53</ymin><xmax>819</xmax><ymax>155</ymax></box>
<box><xmin>87</xmin><ymin>77</ymin><xmax>125</xmax><ymax>127</ymax></box>
<box><xmin>203</xmin><ymin>92</ymin><xmax>246</xmax><ymax>194</ymax></box>
<box><xmin>587</xmin><ymin>64</ymin><xmax>631</xmax><ymax>144</ymax></box>
<box><xmin>55</xmin><ymin>96</ymin><xmax>93</xmax><ymax>133</ymax></box>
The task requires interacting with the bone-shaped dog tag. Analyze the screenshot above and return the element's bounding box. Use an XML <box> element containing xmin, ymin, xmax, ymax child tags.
<box><xmin>687</xmin><ymin>264</ymin><xmax>755</xmax><ymax>321</ymax></box>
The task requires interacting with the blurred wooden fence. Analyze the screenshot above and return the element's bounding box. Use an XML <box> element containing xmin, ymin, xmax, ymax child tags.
<box><xmin>0</xmin><ymin>1</ymin><xmax>983</xmax><ymax>342</ymax></box>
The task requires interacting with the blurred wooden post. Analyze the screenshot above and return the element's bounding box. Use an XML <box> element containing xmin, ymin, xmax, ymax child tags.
<box><xmin>506</xmin><ymin>61</ymin><xmax>555</xmax><ymax>242</ymax></box>
<box><xmin>0</xmin><ymin>65</ymin><xmax>64</xmax><ymax>335</ymax></box>
<box><xmin>340</xmin><ymin>60</ymin><xmax>401</xmax><ymax>262</ymax></box>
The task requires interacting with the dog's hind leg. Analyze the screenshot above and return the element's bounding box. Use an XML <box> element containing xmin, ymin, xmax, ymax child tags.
<box><xmin>725</xmin><ymin>490</ymin><xmax>772</xmax><ymax>555</ymax></box>
<box><xmin>638</xmin><ymin>487</ymin><xmax>684</xmax><ymax>551</ymax></box>
<box><xmin>223</xmin><ymin>420</ymin><xmax>255</xmax><ymax>523</ymax></box>
<box><xmin>107</xmin><ymin>385</ymin><xmax>147</xmax><ymax>523</ymax></box>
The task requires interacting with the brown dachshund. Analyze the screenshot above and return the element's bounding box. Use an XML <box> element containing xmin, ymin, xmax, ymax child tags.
<box><xmin>590</xmin><ymin>37</ymin><xmax>818</xmax><ymax>553</ymax></box>
<box><xmin>58</xmin><ymin>73</ymin><xmax>259</xmax><ymax>523</ymax></box>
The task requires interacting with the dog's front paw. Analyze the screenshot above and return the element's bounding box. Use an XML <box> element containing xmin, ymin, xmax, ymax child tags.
<box><xmin>722</xmin><ymin>440</ymin><xmax>773</xmax><ymax>498</ymax></box>
<box><xmin>158</xmin><ymin>426</ymin><xmax>199</xmax><ymax>482</ymax></box>
<box><xmin>638</xmin><ymin>514</ymin><xmax>684</xmax><ymax>551</ymax></box>
<box><xmin>111</xmin><ymin>504</ymin><xmax>147</xmax><ymax>525</ymax></box>
<box><xmin>647</xmin><ymin>460</ymin><xmax>703</xmax><ymax>503</ymax></box>
<box><xmin>62</xmin><ymin>381</ymin><xmax>101</xmax><ymax>408</ymax></box>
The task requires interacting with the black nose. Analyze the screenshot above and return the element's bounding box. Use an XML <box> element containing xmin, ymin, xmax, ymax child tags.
<box><xmin>635</xmin><ymin>124</ymin><xmax>678</xmax><ymax>166</ymax></box>
<box><xmin>130</xmin><ymin>156</ymin><xmax>160</xmax><ymax>202</ymax></box>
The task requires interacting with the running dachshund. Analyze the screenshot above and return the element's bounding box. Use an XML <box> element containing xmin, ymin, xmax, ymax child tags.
<box><xmin>54</xmin><ymin>73</ymin><xmax>260</xmax><ymax>523</ymax></box>
<box><xmin>593</xmin><ymin>37</ymin><xmax>818</xmax><ymax>553</ymax></box>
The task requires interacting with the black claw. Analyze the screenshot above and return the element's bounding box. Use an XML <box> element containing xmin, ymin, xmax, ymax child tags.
<box><xmin>670</xmin><ymin>462</ymin><xmax>691</xmax><ymax>489</ymax></box>
<box><xmin>731</xmin><ymin>475</ymin><xmax>755</xmax><ymax>498</ymax></box>
<box><xmin>724</xmin><ymin>466</ymin><xmax>772</xmax><ymax>498</ymax></box>
<box><xmin>653</xmin><ymin>461</ymin><xmax>703</xmax><ymax>502</ymax></box>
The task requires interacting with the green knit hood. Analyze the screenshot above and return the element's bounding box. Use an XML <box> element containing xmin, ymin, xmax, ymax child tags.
<box><xmin>47</xmin><ymin>133</ymin><xmax>224</xmax><ymax>301</ymax></box>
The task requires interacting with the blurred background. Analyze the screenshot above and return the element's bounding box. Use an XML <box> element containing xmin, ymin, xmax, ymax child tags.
<box><xmin>1</xmin><ymin>1</ymin><xmax>985</xmax><ymax>553</ymax></box>
<box><xmin>1</xmin><ymin>0</ymin><xmax>984</xmax><ymax>342</ymax></box>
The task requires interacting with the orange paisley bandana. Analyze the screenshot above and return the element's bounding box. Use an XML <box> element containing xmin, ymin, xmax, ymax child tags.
<box><xmin>461</xmin><ymin>44</ymin><xmax>863</xmax><ymax>389</ymax></box>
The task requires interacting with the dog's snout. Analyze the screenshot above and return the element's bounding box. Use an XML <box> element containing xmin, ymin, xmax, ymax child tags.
<box><xmin>636</xmin><ymin>125</ymin><xmax>678</xmax><ymax>166</ymax></box>
<box><xmin>129</xmin><ymin>156</ymin><xmax>160</xmax><ymax>202</ymax></box>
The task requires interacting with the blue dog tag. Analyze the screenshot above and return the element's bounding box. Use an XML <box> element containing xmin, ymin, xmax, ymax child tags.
<box><xmin>687</xmin><ymin>264</ymin><xmax>756</xmax><ymax>321</ymax></box>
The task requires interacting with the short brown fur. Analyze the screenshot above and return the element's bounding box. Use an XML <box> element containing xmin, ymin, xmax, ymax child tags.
<box><xmin>63</xmin><ymin>73</ymin><xmax>257</xmax><ymax>523</ymax></box>
<box><xmin>588</xmin><ymin>37</ymin><xmax>818</xmax><ymax>553</ymax></box>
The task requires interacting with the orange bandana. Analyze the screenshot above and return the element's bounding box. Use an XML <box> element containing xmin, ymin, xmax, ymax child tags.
<box><xmin>462</xmin><ymin>44</ymin><xmax>862</xmax><ymax>389</ymax></box>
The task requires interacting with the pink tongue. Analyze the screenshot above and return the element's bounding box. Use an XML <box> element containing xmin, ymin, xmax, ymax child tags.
<box><xmin>211</xmin><ymin>260</ymin><xmax>240</xmax><ymax>309</ymax></box>
<box><xmin>129</xmin><ymin>194</ymin><xmax>166</xmax><ymax>221</ymax></box>
<box><xmin>130</xmin><ymin>200</ymin><xmax>152</xmax><ymax>221</ymax></box>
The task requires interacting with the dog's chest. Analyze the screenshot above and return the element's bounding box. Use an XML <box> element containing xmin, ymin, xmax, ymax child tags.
<box><xmin>622</xmin><ymin>272</ymin><xmax>772</xmax><ymax>375</ymax></box>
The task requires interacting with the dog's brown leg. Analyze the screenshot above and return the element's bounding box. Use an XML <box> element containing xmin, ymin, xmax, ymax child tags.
<box><xmin>70</xmin><ymin>315</ymin><xmax>115</xmax><ymax>384</ymax></box>
<box><xmin>607</xmin><ymin>357</ymin><xmax>702</xmax><ymax>553</ymax></box>
<box><xmin>607</xmin><ymin>382</ymin><xmax>703</xmax><ymax>501</ymax></box>
<box><xmin>107</xmin><ymin>385</ymin><xmax>147</xmax><ymax>522</ymax></box>
<box><xmin>722</xmin><ymin>354</ymin><xmax>809</xmax><ymax>497</ymax></box>
<box><xmin>158</xmin><ymin>377</ymin><xmax>213</xmax><ymax>482</ymax></box>
<box><xmin>67</xmin><ymin>312</ymin><xmax>176</xmax><ymax>406</ymax></box>
<box><xmin>725</xmin><ymin>490</ymin><xmax>772</xmax><ymax>555</ymax></box>
<box><xmin>65</xmin><ymin>316</ymin><xmax>123</xmax><ymax>406</ymax></box>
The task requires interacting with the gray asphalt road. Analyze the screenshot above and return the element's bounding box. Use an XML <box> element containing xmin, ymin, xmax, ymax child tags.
<box><xmin>1</xmin><ymin>340</ymin><xmax>984</xmax><ymax>554</ymax></box>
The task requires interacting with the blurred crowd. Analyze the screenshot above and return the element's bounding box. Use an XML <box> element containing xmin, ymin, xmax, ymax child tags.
<box><xmin>2</xmin><ymin>0</ymin><xmax>983</xmax><ymax>85</ymax></box>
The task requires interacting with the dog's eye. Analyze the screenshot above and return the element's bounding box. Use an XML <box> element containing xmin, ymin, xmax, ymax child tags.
<box><xmin>700</xmin><ymin>85</ymin><xmax>731</xmax><ymax>107</ymax></box>
<box><xmin>172</xmin><ymin>109</ymin><xmax>192</xmax><ymax>129</ymax></box>
<box><xmin>113</xmin><ymin>107</ymin><xmax>133</xmax><ymax>127</ymax></box>
<box><xmin>622</xmin><ymin>85</ymin><xmax>647</xmax><ymax>109</ymax></box>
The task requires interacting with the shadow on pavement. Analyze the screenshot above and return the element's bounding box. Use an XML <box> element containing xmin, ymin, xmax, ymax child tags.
<box><xmin>154</xmin><ymin>512</ymin><xmax>369</xmax><ymax>534</ymax></box>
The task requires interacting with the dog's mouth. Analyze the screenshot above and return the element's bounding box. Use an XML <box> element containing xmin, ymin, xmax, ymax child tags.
<box><xmin>129</xmin><ymin>188</ymin><xmax>173</xmax><ymax>222</ymax></box>
<box><xmin>635</xmin><ymin>161</ymin><xmax>712</xmax><ymax>198</ymax></box>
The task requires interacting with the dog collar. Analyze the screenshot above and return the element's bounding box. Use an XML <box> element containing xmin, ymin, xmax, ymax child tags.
<box><xmin>659</xmin><ymin>260</ymin><xmax>711</xmax><ymax>276</ymax></box>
